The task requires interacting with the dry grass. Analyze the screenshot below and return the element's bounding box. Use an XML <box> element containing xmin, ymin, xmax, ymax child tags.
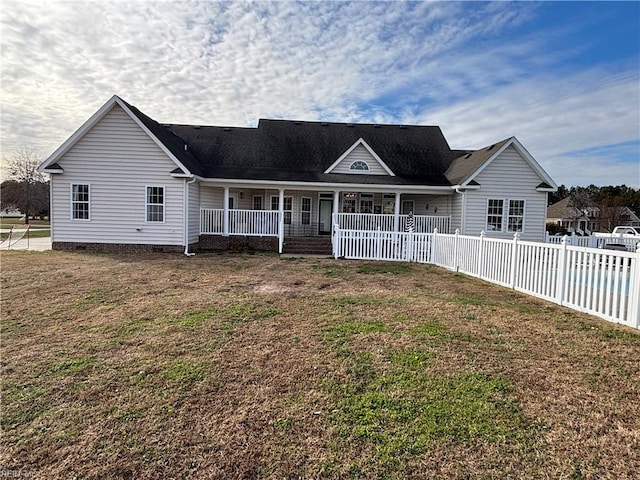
<box><xmin>1</xmin><ymin>250</ymin><xmax>639</xmax><ymax>479</ymax></box>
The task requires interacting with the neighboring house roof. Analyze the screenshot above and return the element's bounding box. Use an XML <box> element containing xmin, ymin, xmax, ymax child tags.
<box><xmin>546</xmin><ymin>197</ymin><xmax>588</xmax><ymax>221</ymax></box>
<box><xmin>39</xmin><ymin>95</ymin><xmax>558</xmax><ymax>191</ymax></box>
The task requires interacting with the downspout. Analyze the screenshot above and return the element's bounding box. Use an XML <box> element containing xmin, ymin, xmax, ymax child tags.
<box><xmin>184</xmin><ymin>176</ymin><xmax>197</xmax><ymax>256</ymax></box>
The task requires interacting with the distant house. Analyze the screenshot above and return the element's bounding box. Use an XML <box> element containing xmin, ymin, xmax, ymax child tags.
<box><xmin>546</xmin><ymin>197</ymin><xmax>591</xmax><ymax>235</ymax></box>
<box><xmin>0</xmin><ymin>208</ymin><xmax>24</xmax><ymax>219</ymax></box>
<box><xmin>38</xmin><ymin>95</ymin><xmax>557</xmax><ymax>253</ymax></box>
<box><xmin>547</xmin><ymin>197</ymin><xmax>640</xmax><ymax>235</ymax></box>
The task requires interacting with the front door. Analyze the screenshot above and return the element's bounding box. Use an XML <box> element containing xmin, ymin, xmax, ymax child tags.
<box><xmin>319</xmin><ymin>199</ymin><xmax>333</xmax><ymax>235</ymax></box>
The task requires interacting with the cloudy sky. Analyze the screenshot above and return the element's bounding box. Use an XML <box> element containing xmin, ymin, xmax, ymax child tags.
<box><xmin>1</xmin><ymin>0</ymin><xmax>638</xmax><ymax>187</ymax></box>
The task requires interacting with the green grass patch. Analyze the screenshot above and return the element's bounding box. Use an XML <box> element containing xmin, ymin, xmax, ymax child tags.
<box><xmin>408</xmin><ymin>320</ymin><xmax>447</xmax><ymax>338</ymax></box>
<box><xmin>312</xmin><ymin>263</ymin><xmax>348</xmax><ymax>278</ymax></box>
<box><xmin>160</xmin><ymin>360</ymin><xmax>206</xmax><ymax>388</ymax></box>
<box><xmin>322</xmin><ymin>320</ymin><xmax>390</xmax><ymax>346</ymax></box>
<box><xmin>49</xmin><ymin>357</ymin><xmax>95</xmax><ymax>377</ymax></box>
<box><xmin>327</xmin><ymin>360</ymin><xmax>535</xmax><ymax>475</ymax></box>
<box><xmin>356</xmin><ymin>262</ymin><xmax>412</xmax><ymax>275</ymax></box>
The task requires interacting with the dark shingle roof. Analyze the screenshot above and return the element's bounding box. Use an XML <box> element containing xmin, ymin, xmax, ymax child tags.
<box><xmin>444</xmin><ymin>138</ymin><xmax>513</xmax><ymax>186</ymax></box>
<box><xmin>122</xmin><ymin>98</ymin><xmax>511</xmax><ymax>187</ymax></box>
<box><xmin>120</xmin><ymin>99</ymin><xmax>205</xmax><ymax>176</ymax></box>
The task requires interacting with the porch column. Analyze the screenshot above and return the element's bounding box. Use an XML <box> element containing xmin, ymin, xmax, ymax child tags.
<box><xmin>223</xmin><ymin>186</ymin><xmax>230</xmax><ymax>236</ymax></box>
<box><xmin>393</xmin><ymin>192</ymin><xmax>401</xmax><ymax>232</ymax></box>
<box><xmin>278</xmin><ymin>188</ymin><xmax>284</xmax><ymax>253</ymax></box>
<box><xmin>333</xmin><ymin>191</ymin><xmax>340</xmax><ymax>228</ymax></box>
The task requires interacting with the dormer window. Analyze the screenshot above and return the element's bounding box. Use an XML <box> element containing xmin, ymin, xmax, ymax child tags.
<box><xmin>349</xmin><ymin>160</ymin><xmax>370</xmax><ymax>171</ymax></box>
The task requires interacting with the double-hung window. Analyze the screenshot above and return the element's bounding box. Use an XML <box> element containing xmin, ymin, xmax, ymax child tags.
<box><xmin>71</xmin><ymin>184</ymin><xmax>90</xmax><ymax>220</ymax></box>
<box><xmin>271</xmin><ymin>196</ymin><xmax>293</xmax><ymax>224</ymax></box>
<box><xmin>146</xmin><ymin>186</ymin><xmax>165</xmax><ymax>222</ymax></box>
<box><xmin>486</xmin><ymin>198</ymin><xmax>525</xmax><ymax>233</ymax></box>
<box><xmin>507</xmin><ymin>200</ymin><xmax>525</xmax><ymax>232</ymax></box>
<box><xmin>301</xmin><ymin>197</ymin><xmax>311</xmax><ymax>225</ymax></box>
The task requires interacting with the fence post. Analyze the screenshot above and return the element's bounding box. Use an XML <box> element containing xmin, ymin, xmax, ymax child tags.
<box><xmin>628</xmin><ymin>243</ymin><xmax>640</xmax><ymax>328</ymax></box>
<box><xmin>431</xmin><ymin>228</ymin><xmax>438</xmax><ymax>265</ymax></box>
<box><xmin>333</xmin><ymin>225</ymin><xmax>340</xmax><ymax>259</ymax></box>
<box><xmin>478</xmin><ymin>230</ymin><xmax>485</xmax><ymax>279</ymax></box>
<box><xmin>453</xmin><ymin>229</ymin><xmax>460</xmax><ymax>272</ymax></box>
<box><xmin>376</xmin><ymin>227</ymin><xmax>382</xmax><ymax>260</ymax></box>
<box><xmin>555</xmin><ymin>236</ymin><xmax>568</xmax><ymax>306</ymax></box>
<box><xmin>509</xmin><ymin>232</ymin><xmax>520</xmax><ymax>288</ymax></box>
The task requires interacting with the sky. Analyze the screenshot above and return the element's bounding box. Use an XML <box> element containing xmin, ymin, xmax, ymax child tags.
<box><xmin>1</xmin><ymin>0</ymin><xmax>639</xmax><ymax>188</ymax></box>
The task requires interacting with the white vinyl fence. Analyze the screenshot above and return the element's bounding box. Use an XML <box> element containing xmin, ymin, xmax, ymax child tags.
<box><xmin>333</xmin><ymin>227</ymin><xmax>640</xmax><ymax>329</ymax></box>
<box><xmin>546</xmin><ymin>232</ymin><xmax>640</xmax><ymax>251</ymax></box>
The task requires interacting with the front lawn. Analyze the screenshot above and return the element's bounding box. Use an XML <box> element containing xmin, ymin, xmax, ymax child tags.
<box><xmin>1</xmin><ymin>252</ymin><xmax>638</xmax><ymax>479</ymax></box>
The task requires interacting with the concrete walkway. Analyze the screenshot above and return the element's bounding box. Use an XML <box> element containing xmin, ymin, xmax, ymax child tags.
<box><xmin>0</xmin><ymin>236</ymin><xmax>51</xmax><ymax>251</ymax></box>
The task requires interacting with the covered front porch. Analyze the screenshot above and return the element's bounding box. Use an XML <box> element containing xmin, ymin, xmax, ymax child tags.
<box><xmin>198</xmin><ymin>185</ymin><xmax>452</xmax><ymax>252</ymax></box>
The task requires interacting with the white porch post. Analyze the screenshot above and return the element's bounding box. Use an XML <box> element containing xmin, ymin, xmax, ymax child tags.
<box><xmin>223</xmin><ymin>186</ymin><xmax>230</xmax><ymax>236</ymax></box>
<box><xmin>393</xmin><ymin>192</ymin><xmax>401</xmax><ymax>232</ymax></box>
<box><xmin>333</xmin><ymin>191</ymin><xmax>340</xmax><ymax>229</ymax></box>
<box><xmin>278</xmin><ymin>188</ymin><xmax>285</xmax><ymax>253</ymax></box>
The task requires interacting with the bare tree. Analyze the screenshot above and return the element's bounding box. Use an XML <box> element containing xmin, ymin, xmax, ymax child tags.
<box><xmin>597</xmin><ymin>196</ymin><xmax>627</xmax><ymax>233</ymax></box>
<box><xmin>1</xmin><ymin>147</ymin><xmax>48</xmax><ymax>224</ymax></box>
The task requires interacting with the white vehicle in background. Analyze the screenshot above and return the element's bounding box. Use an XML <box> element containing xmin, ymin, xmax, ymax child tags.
<box><xmin>611</xmin><ymin>226</ymin><xmax>640</xmax><ymax>235</ymax></box>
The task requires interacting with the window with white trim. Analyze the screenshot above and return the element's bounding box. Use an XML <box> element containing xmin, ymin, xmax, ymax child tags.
<box><xmin>146</xmin><ymin>186</ymin><xmax>165</xmax><ymax>222</ymax></box>
<box><xmin>507</xmin><ymin>200</ymin><xmax>525</xmax><ymax>232</ymax></box>
<box><xmin>360</xmin><ymin>193</ymin><xmax>373</xmax><ymax>213</ymax></box>
<box><xmin>253</xmin><ymin>195</ymin><xmax>263</xmax><ymax>210</ymax></box>
<box><xmin>401</xmin><ymin>200</ymin><xmax>414</xmax><ymax>215</ymax></box>
<box><xmin>301</xmin><ymin>197</ymin><xmax>311</xmax><ymax>224</ymax></box>
<box><xmin>71</xmin><ymin>184</ymin><xmax>90</xmax><ymax>220</ymax></box>
<box><xmin>349</xmin><ymin>160</ymin><xmax>369</xmax><ymax>171</ymax></box>
<box><xmin>486</xmin><ymin>198</ymin><xmax>525</xmax><ymax>233</ymax></box>
<box><xmin>382</xmin><ymin>194</ymin><xmax>395</xmax><ymax>214</ymax></box>
<box><xmin>486</xmin><ymin>199</ymin><xmax>503</xmax><ymax>231</ymax></box>
<box><xmin>271</xmin><ymin>196</ymin><xmax>292</xmax><ymax>224</ymax></box>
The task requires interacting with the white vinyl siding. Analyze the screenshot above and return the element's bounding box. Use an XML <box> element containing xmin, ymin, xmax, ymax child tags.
<box><xmin>331</xmin><ymin>144</ymin><xmax>389</xmax><ymax>175</ymax></box>
<box><xmin>50</xmin><ymin>104</ymin><xmax>185</xmax><ymax>245</ymax></box>
<box><xmin>462</xmin><ymin>145</ymin><xmax>548</xmax><ymax>242</ymax></box>
<box><xmin>187</xmin><ymin>181</ymin><xmax>200</xmax><ymax>244</ymax></box>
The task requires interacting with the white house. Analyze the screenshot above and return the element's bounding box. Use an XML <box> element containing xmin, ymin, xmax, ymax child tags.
<box><xmin>38</xmin><ymin>95</ymin><xmax>557</xmax><ymax>254</ymax></box>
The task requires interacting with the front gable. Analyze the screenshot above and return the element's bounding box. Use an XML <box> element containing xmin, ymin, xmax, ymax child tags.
<box><xmin>461</xmin><ymin>138</ymin><xmax>556</xmax><ymax>191</ymax></box>
<box><xmin>324</xmin><ymin>138</ymin><xmax>395</xmax><ymax>176</ymax></box>
<box><xmin>39</xmin><ymin>95</ymin><xmax>192</xmax><ymax>176</ymax></box>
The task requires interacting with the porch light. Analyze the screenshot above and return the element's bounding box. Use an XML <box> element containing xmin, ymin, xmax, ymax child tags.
<box><xmin>345</xmin><ymin>192</ymin><xmax>357</xmax><ymax>199</ymax></box>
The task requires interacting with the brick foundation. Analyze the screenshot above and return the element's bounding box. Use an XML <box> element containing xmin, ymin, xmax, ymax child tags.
<box><xmin>197</xmin><ymin>235</ymin><xmax>278</xmax><ymax>252</ymax></box>
<box><xmin>52</xmin><ymin>242</ymin><xmax>184</xmax><ymax>254</ymax></box>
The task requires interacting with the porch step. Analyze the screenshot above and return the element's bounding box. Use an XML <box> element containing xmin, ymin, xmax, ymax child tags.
<box><xmin>283</xmin><ymin>237</ymin><xmax>333</xmax><ymax>255</ymax></box>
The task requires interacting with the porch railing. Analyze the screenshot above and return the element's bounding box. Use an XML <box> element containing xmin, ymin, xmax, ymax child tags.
<box><xmin>200</xmin><ymin>209</ymin><xmax>279</xmax><ymax>236</ymax></box>
<box><xmin>335</xmin><ymin>213</ymin><xmax>451</xmax><ymax>233</ymax></box>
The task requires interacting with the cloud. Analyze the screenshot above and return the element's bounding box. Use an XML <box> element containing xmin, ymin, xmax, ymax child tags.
<box><xmin>0</xmin><ymin>0</ymin><xmax>637</xmax><ymax>188</ymax></box>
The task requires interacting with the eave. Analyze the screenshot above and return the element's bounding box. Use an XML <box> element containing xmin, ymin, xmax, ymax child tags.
<box><xmin>196</xmin><ymin>176</ymin><xmax>455</xmax><ymax>195</ymax></box>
